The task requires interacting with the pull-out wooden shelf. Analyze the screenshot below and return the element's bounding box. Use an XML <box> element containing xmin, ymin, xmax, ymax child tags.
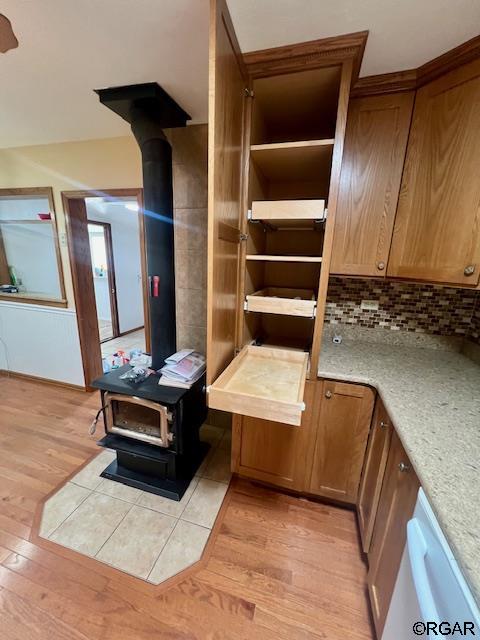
<box><xmin>250</xmin><ymin>199</ymin><xmax>326</xmax><ymax>229</ymax></box>
<box><xmin>246</xmin><ymin>255</ymin><xmax>322</xmax><ymax>263</ymax></box>
<box><xmin>245</xmin><ymin>287</ymin><xmax>316</xmax><ymax>318</ymax></box>
<box><xmin>207</xmin><ymin>345</ymin><xmax>308</xmax><ymax>426</ymax></box>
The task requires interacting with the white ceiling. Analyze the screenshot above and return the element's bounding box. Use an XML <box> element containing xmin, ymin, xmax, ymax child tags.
<box><xmin>1</xmin><ymin>0</ymin><xmax>479</xmax><ymax>149</ymax></box>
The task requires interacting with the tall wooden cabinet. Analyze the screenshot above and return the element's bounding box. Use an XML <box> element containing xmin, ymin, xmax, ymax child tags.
<box><xmin>331</xmin><ymin>92</ymin><xmax>413</xmax><ymax>276</ymax></box>
<box><xmin>388</xmin><ymin>58</ymin><xmax>480</xmax><ymax>286</ymax></box>
<box><xmin>206</xmin><ymin>0</ymin><xmax>364</xmax><ymax>426</ymax></box>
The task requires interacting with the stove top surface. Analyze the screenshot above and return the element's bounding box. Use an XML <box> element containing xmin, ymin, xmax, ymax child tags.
<box><xmin>92</xmin><ymin>365</ymin><xmax>200</xmax><ymax>405</ymax></box>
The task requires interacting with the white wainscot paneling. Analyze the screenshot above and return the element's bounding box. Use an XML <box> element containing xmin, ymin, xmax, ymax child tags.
<box><xmin>0</xmin><ymin>301</ymin><xmax>85</xmax><ymax>386</ymax></box>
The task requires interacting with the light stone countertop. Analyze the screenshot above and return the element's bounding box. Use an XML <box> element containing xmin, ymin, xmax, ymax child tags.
<box><xmin>318</xmin><ymin>338</ymin><xmax>480</xmax><ymax>602</ymax></box>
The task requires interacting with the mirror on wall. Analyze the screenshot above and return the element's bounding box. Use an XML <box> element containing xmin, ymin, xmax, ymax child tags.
<box><xmin>0</xmin><ymin>187</ymin><xmax>66</xmax><ymax>305</ymax></box>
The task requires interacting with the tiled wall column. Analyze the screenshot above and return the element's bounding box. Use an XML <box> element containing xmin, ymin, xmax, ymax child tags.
<box><xmin>168</xmin><ymin>124</ymin><xmax>208</xmax><ymax>354</ymax></box>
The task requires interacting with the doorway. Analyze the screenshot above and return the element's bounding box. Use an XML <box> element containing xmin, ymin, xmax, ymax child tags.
<box><xmin>87</xmin><ymin>221</ymin><xmax>119</xmax><ymax>342</ymax></box>
<box><xmin>63</xmin><ymin>188</ymin><xmax>150</xmax><ymax>387</ymax></box>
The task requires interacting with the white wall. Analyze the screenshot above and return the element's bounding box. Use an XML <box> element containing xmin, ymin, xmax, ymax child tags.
<box><xmin>0</xmin><ymin>300</ymin><xmax>84</xmax><ymax>386</ymax></box>
<box><xmin>0</xmin><ymin>136</ymin><xmax>142</xmax><ymax>386</ymax></box>
<box><xmin>93</xmin><ymin>277</ymin><xmax>112</xmax><ymax>322</ymax></box>
<box><xmin>86</xmin><ymin>198</ymin><xmax>144</xmax><ymax>333</ymax></box>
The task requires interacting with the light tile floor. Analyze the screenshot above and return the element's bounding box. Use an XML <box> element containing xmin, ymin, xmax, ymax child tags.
<box><xmin>40</xmin><ymin>423</ymin><xmax>231</xmax><ymax>584</ymax></box>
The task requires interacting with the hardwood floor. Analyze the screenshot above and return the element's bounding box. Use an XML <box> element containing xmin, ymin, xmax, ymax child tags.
<box><xmin>0</xmin><ymin>376</ymin><xmax>374</xmax><ymax>639</ymax></box>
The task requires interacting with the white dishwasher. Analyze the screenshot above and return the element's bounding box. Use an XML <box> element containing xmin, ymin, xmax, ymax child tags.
<box><xmin>382</xmin><ymin>488</ymin><xmax>479</xmax><ymax>639</ymax></box>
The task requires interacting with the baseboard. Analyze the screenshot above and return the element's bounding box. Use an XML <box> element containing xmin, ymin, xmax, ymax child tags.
<box><xmin>0</xmin><ymin>369</ymin><xmax>87</xmax><ymax>392</ymax></box>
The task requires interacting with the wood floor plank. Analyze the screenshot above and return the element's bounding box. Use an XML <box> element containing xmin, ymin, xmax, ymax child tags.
<box><xmin>0</xmin><ymin>377</ymin><xmax>374</xmax><ymax>639</ymax></box>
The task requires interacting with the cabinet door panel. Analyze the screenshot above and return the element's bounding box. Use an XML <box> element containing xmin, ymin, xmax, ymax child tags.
<box><xmin>308</xmin><ymin>381</ymin><xmax>375</xmax><ymax>504</ymax></box>
<box><xmin>331</xmin><ymin>93</ymin><xmax>413</xmax><ymax>277</ymax></box>
<box><xmin>388</xmin><ymin>59</ymin><xmax>480</xmax><ymax>285</ymax></box>
<box><xmin>232</xmin><ymin>381</ymin><xmax>317</xmax><ymax>491</ymax></box>
<box><xmin>357</xmin><ymin>398</ymin><xmax>393</xmax><ymax>553</ymax></box>
<box><xmin>367</xmin><ymin>431</ymin><xmax>419</xmax><ymax>637</ymax></box>
<box><xmin>207</xmin><ymin>0</ymin><xmax>247</xmax><ymax>385</ymax></box>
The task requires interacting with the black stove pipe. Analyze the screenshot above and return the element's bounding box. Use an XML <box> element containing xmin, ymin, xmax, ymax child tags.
<box><xmin>95</xmin><ymin>83</ymin><xmax>191</xmax><ymax>371</ymax></box>
<box><xmin>130</xmin><ymin>108</ymin><xmax>175</xmax><ymax>369</ymax></box>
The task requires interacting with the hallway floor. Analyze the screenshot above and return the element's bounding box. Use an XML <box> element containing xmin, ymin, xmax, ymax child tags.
<box><xmin>101</xmin><ymin>328</ymin><xmax>145</xmax><ymax>359</ymax></box>
<box><xmin>0</xmin><ymin>376</ymin><xmax>373</xmax><ymax>640</ymax></box>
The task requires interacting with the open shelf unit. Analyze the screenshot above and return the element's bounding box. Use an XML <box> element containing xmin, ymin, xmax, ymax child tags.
<box><xmin>206</xmin><ymin>16</ymin><xmax>356</xmax><ymax>425</ymax></box>
<box><xmin>239</xmin><ymin>64</ymin><xmax>344</xmax><ymax>355</ymax></box>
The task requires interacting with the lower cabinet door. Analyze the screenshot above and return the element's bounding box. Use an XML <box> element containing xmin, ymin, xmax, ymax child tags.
<box><xmin>357</xmin><ymin>398</ymin><xmax>393</xmax><ymax>553</ymax></box>
<box><xmin>231</xmin><ymin>381</ymin><xmax>316</xmax><ymax>491</ymax></box>
<box><xmin>367</xmin><ymin>430</ymin><xmax>420</xmax><ymax>638</ymax></box>
<box><xmin>307</xmin><ymin>380</ymin><xmax>375</xmax><ymax>504</ymax></box>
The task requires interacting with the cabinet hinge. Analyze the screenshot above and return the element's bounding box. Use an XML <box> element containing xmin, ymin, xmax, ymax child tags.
<box><xmin>234</xmin><ymin>347</ymin><xmax>241</xmax><ymax>356</ymax></box>
<box><xmin>244</xmin><ymin>88</ymin><xmax>254</xmax><ymax>98</ymax></box>
<box><xmin>239</xmin><ymin>232</ymin><xmax>248</xmax><ymax>241</ymax></box>
<box><xmin>243</xmin><ymin>299</ymin><xmax>248</xmax><ymax>311</ymax></box>
<box><xmin>247</xmin><ymin>209</ymin><xmax>252</xmax><ymax>220</ymax></box>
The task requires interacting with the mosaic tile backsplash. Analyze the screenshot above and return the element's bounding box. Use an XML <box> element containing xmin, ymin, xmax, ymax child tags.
<box><xmin>326</xmin><ymin>277</ymin><xmax>480</xmax><ymax>344</ymax></box>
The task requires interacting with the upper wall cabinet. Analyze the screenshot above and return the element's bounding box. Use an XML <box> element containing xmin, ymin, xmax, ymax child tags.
<box><xmin>331</xmin><ymin>92</ymin><xmax>413</xmax><ymax>276</ymax></box>
<box><xmin>388</xmin><ymin>59</ymin><xmax>480</xmax><ymax>286</ymax></box>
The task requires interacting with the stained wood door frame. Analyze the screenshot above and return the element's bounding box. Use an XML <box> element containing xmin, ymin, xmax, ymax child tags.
<box><xmin>87</xmin><ymin>219</ymin><xmax>120</xmax><ymax>341</ymax></box>
<box><xmin>63</xmin><ymin>188</ymin><xmax>150</xmax><ymax>388</ymax></box>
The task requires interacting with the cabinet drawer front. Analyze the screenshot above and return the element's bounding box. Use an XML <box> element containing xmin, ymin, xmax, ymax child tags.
<box><xmin>208</xmin><ymin>345</ymin><xmax>308</xmax><ymax>426</ymax></box>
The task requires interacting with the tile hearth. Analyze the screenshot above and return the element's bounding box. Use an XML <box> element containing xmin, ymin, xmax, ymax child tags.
<box><xmin>39</xmin><ymin>423</ymin><xmax>230</xmax><ymax>584</ymax></box>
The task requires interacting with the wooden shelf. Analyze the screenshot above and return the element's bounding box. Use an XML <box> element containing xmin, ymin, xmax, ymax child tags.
<box><xmin>207</xmin><ymin>344</ymin><xmax>308</xmax><ymax>426</ymax></box>
<box><xmin>250</xmin><ymin>199</ymin><xmax>326</xmax><ymax>230</ymax></box>
<box><xmin>250</xmin><ymin>140</ymin><xmax>334</xmax><ymax>184</ymax></box>
<box><xmin>245</xmin><ymin>287</ymin><xmax>316</xmax><ymax>318</ymax></box>
<box><xmin>251</xmin><ymin>66</ymin><xmax>341</xmax><ymax>145</ymax></box>
<box><xmin>251</xmin><ymin>139</ymin><xmax>335</xmax><ymax>152</ymax></box>
<box><xmin>246</xmin><ymin>255</ymin><xmax>322</xmax><ymax>263</ymax></box>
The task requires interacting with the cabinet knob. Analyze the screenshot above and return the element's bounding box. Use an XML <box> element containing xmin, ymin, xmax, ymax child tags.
<box><xmin>325</xmin><ymin>390</ymin><xmax>332</xmax><ymax>399</ymax></box>
<box><xmin>376</xmin><ymin>261</ymin><xmax>386</xmax><ymax>271</ymax></box>
<box><xmin>398</xmin><ymin>462</ymin><xmax>410</xmax><ymax>473</ymax></box>
<box><xmin>464</xmin><ymin>265</ymin><xmax>475</xmax><ymax>276</ymax></box>
<box><xmin>379</xmin><ymin>420</ymin><xmax>389</xmax><ymax>429</ymax></box>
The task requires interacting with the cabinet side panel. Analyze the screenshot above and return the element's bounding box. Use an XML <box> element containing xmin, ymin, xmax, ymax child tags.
<box><xmin>207</xmin><ymin>0</ymin><xmax>247</xmax><ymax>384</ymax></box>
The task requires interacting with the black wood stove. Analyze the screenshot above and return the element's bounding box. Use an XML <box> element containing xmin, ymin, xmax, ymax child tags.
<box><xmin>93</xmin><ymin>366</ymin><xmax>208</xmax><ymax>501</ymax></box>
<box><xmin>91</xmin><ymin>83</ymin><xmax>208</xmax><ymax>500</ymax></box>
